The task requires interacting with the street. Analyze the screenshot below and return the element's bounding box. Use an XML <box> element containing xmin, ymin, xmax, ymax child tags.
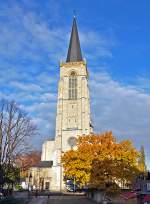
<box><xmin>14</xmin><ymin>192</ymin><xmax>128</xmax><ymax>204</ymax></box>
<box><xmin>47</xmin><ymin>195</ymin><xmax>96</xmax><ymax>204</ymax></box>
<box><xmin>47</xmin><ymin>195</ymin><xmax>130</xmax><ymax>204</ymax></box>
<box><xmin>27</xmin><ymin>195</ymin><xmax>134</xmax><ymax>204</ymax></box>
<box><xmin>27</xmin><ymin>195</ymin><xmax>97</xmax><ymax>204</ymax></box>
<box><xmin>28</xmin><ymin>196</ymin><xmax>47</xmax><ymax>204</ymax></box>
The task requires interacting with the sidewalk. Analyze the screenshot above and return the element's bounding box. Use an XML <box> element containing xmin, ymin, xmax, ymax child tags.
<box><xmin>111</xmin><ymin>198</ymin><xmax>136</xmax><ymax>204</ymax></box>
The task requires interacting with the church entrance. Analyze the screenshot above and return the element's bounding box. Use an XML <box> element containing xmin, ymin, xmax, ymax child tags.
<box><xmin>45</xmin><ymin>182</ymin><xmax>50</xmax><ymax>190</ymax></box>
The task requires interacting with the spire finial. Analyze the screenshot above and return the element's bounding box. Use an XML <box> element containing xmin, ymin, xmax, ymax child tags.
<box><xmin>73</xmin><ymin>10</ymin><xmax>76</xmax><ymax>18</ymax></box>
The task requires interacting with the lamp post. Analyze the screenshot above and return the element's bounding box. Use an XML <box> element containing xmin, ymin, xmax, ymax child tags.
<box><xmin>73</xmin><ymin>176</ymin><xmax>76</xmax><ymax>193</ymax></box>
<box><xmin>0</xmin><ymin>165</ymin><xmax>4</xmax><ymax>188</ymax></box>
<box><xmin>29</xmin><ymin>173</ymin><xmax>32</xmax><ymax>189</ymax></box>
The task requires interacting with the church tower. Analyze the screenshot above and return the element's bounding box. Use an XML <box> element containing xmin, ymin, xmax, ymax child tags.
<box><xmin>30</xmin><ymin>17</ymin><xmax>93</xmax><ymax>192</ymax></box>
<box><xmin>55</xmin><ymin>17</ymin><xmax>93</xmax><ymax>154</ymax></box>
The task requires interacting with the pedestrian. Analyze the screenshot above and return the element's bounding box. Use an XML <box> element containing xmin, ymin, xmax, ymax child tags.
<box><xmin>35</xmin><ymin>189</ymin><xmax>38</xmax><ymax>198</ymax></box>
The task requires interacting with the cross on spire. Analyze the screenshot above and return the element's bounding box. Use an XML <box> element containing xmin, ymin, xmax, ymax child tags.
<box><xmin>73</xmin><ymin>10</ymin><xmax>76</xmax><ymax>18</ymax></box>
<box><xmin>66</xmin><ymin>17</ymin><xmax>83</xmax><ymax>62</ymax></box>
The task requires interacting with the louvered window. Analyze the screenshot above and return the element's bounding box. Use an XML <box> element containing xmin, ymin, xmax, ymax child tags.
<box><xmin>69</xmin><ymin>72</ymin><xmax>77</xmax><ymax>100</ymax></box>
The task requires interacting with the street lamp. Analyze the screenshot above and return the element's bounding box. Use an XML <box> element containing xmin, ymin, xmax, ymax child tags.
<box><xmin>29</xmin><ymin>173</ymin><xmax>32</xmax><ymax>187</ymax></box>
<box><xmin>73</xmin><ymin>176</ymin><xmax>76</xmax><ymax>192</ymax></box>
<box><xmin>0</xmin><ymin>166</ymin><xmax>4</xmax><ymax>187</ymax></box>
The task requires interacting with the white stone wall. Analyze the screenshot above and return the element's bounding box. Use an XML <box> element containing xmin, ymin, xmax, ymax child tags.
<box><xmin>37</xmin><ymin>61</ymin><xmax>93</xmax><ymax>191</ymax></box>
<box><xmin>41</xmin><ymin>140</ymin><xmax>55</xmax><ymax>161</ymax></box>
<box><xmin>29</xmin><ymin>167</ymin><xmax>57</xmax><ymax>191</ymax></box>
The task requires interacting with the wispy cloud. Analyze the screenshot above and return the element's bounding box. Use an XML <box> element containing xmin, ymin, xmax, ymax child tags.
<box><xmin>10</xmin><ymin>81</ymin><xmax>43</xmax><ymax>92</ymax></box>
<box><xmin>136</xmin><ymin>76</ymin><xmax>150</xmax><ymax>91</ymax></box>
<box><xmin>90</xmin><ymin>71</ymin><xmax>150</xmax><ymax>166</ymax></box>
<box><xmin>80</xmin><ymin>31</ymin><xmax>115</xmax><ymax>59</ymax></box>
<box><xmin>0</xmin><ymin>0</ymin><xmax>150</xmax><ymax>167</ymax></box>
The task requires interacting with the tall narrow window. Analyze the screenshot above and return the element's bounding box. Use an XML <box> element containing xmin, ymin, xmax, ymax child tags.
<box><xmin>69</xmin><ymin>71</ymin><xmax>77</xmax><ymax>100</ymax></box>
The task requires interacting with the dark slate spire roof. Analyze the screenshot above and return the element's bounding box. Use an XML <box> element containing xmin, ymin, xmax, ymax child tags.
<box><xmin>66</xmin><ymin>17</ymin><xmax>83</xmax><ymax>62</ymax></box>
<box><xmin>32</xmin><ymin>161</ymin><xmax>53</xmax><ymax>168</ymax></box>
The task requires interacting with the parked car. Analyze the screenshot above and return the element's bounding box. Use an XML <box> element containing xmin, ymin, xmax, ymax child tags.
<box><xmin>66</xmin><ymin>183</ymin><xmax>80</xmax><ymax>192</ymax></box>
<box><xmin>102</xmin><ymin>196</ymin><xmax>113</xmax><ymax>204</ymax></box>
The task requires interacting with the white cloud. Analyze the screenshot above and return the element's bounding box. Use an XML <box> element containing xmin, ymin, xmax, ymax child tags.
<box><xmin>0</xmin><ymin>1</ymin><xmax>114</xmax><ymax>63</ymax></box>
<box><xmin>1</xmin><ymin>0</ymin><xmax>150</xmax><ymax>167</ymax></box>
<box><xmin>137</xmin><ymin>76</ymin><xmax>150</xmax><ymax>91</ymax></box>
<box><xmin>40</xmin><ymin>93</ymin><xmax>57</xmax><ymax>102</ymax></box>
<box><xmin>10</xmin><ymin>81</ymin><xmax>43</xmax><ymax>92</ymax></box>
<box><xmin>25</xmin><ymin>102</ymin><xmax>50</xmax><ymax>112</ymax></box>
<box><xmin>80</xmin><ymin>30</ymin><xmax>115</xmax><ymax>60</ymax></box>
<box><xmin>0</xmin><ymin>3</ymin><xmax>67</xmax><ymax>63</ymax></box>
<box><xmin>90</xmin><ymin>71</ymin><xmax>150</xmax><ymax>166</ymax></box>
<box><xmin>36</xmin><ymin>72</ymin><xmax>57</xmax><ymax>86</ymax></box>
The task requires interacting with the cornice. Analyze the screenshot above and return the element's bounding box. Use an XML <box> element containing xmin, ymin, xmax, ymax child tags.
<box><xmin>60</xmin><ymin>60</ymin><xmax>86</xmax><ymax>67</ymax></box>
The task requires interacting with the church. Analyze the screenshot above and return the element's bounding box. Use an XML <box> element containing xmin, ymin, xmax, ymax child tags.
<box><xmin>29</xmin><ymin>17</ymin><xmax>93</xmax><ymax>191</ymax></box>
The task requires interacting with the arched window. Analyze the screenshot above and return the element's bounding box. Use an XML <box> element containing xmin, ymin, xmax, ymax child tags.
<box><xmin>69</xmin><ymin>71</ymin><xmax>77</xmax><ymax>100</ymax></box>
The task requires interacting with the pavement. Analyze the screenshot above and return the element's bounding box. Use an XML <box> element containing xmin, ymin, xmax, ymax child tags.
<box><xmin>47</xmin><ymin>195</ymin><xmax>96</xmax><ymax>204</ymax></box>
<box><xmin>22</xmin><ymin>195</ymin><xmax>96</xmax><ymax>204</ymax></box>
<box><xmin>13</xmin><ymin>191</ymin><xmax>29</xmax><ymax>198</ymax></box>
<box><xmin>13</xmin><ymin>191</ymin><xmax>128</xmax><ymax>204</ymax></box>
<box><xmin>28</xmin><ymin>197</ymin><xmax>47</xmax><ymax>204</ymax></box>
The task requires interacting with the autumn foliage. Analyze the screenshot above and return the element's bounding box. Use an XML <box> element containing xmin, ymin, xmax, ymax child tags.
<box><xmin>15</xmin><ymin>151</ymin><xmax>41</xmax><ymax>178</ymax></box>
<box><xmin>62</xmin><ymin>132</ymin><xmax>140</xmax><ymax>190</ymax></box>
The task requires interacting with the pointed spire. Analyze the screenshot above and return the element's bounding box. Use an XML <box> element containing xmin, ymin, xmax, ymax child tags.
<box><xmin>66</xmin><ymin>17</ymin><xmax>83</xmax><ymax>62</ymax></box>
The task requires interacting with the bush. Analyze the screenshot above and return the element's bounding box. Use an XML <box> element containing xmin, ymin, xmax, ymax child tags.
<box><xmin>15</xmin><ymin>184</ymin><xmax>23</xmax><ymax>191</ymax></box>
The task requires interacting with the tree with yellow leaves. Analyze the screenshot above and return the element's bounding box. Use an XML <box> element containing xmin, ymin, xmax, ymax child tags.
<box><xmin>138</xmin><ymin>145</ymin><xmax>147</xmax><ymax>173</ymax></box>
<box><xmin>61</xmin><ymin>132</ymin><xmax>140</xmax><ymax>190</ymax></box>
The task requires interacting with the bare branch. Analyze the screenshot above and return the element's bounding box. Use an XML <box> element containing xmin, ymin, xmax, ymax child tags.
<box><xmin>0</xmin><ymin>99</ymin><xmax>37</xmax><ymax>165</ymax></box>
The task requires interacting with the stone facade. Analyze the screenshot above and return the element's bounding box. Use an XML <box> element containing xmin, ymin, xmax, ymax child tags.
<box><xmin>28</xmin><ymin>17</ymin><xmax>93</xmax><ymax>191</ymax></box>
<box><xmin>55</xmin><ymin>60</ymin><xmax>92</xmax><ymax>153</ymax></box>
<box><xmin>29</xmin><ymin>166</ymin><xmax>54</xmax><ymax>190</ymax></box>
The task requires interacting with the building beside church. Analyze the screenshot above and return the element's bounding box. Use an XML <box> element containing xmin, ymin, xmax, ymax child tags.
<box><xmin>29</xmin><ymin>17</ymin><xmax>93</xmax><ymax>191</ymax></box>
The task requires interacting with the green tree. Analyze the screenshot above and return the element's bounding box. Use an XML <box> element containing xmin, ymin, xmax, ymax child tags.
<box><xmin>0</xmin><ymin>164</ymin><xmax>20</xmax><ymax>188</ymax></box>
<box><xmin>4</xmin><ymin>164</ymin><xmax>20</xmax><ymax>187</ymax></box>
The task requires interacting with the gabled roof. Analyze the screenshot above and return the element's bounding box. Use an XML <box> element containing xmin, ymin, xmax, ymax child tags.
<box><xmin>66</xmin><ymin>17</ymin><xmax>83</xmax><ymax>62</ymax></box>
<box><xmin>32</xmin><ymin>161</ymin><xmax>53</xmax><ymax>168</ymax></box>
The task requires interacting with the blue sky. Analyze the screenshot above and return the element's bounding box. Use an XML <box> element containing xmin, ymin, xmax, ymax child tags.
<box><xmin>0</xmin><ymin>0</ymin><xmax>150</xmax><ymax>167</ymax></box>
